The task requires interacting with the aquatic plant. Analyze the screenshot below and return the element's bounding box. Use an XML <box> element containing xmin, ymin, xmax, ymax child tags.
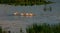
<box><xmin>0</xmin><ymin>26</ymin><xmax>2</xmax><ymax>33</ymax></box>
<box><xmin>26</xmin><ymin>23</ymin><xmax>60</xmax><ymax>33</ymax></box>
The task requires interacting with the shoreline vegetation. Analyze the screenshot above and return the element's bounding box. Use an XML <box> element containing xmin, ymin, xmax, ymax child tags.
<box><xmin>0</xmin><ymin>0</ymin><xmax>54</xmax><ymax>6</ymax></box>
<box><xmin>0</xmin><ymin>23</ymin><xmax>60</xmax><ymax>33</ymax></box>
<box><xmin>26</xmin><ymin>23</ymin><xmax>60</xmax><ymax>33</ymax></box>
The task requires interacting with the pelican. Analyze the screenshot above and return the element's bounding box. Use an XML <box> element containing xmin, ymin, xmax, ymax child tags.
<box><xmin>20</xmin><ymin>13</ymin><xmax>24</xmax><ymax>16</ymax></box>
<box><xmin>26</xmin><ymin>13</ymin><xmax>29</xmax><ymax>16</ymax></box>
<box><xmin>29</xmin><ymin>13</ymin><xmax>33</xmax><ymax>16</ymax></box>
<box><xmin>13</xmin><ymin>12</ymin><xmax>20</xmax><ymax>16</ymax></box>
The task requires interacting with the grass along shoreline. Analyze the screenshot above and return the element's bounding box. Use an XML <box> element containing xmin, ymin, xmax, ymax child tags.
<box><xmin>0</xmin><ymin>23</ymin><xmax>60</xmax><ymax>33</ymax></box>
<box><xmin>0</xmin><ymin>0</ymin><xmax>53</xmax><ymax>6</ymax></box>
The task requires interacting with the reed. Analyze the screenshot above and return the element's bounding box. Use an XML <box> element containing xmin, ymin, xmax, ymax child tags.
<box><xmin>26</xmin><ymin>23</ymin><xmax>60</xmax><ymax>33</ymax></box>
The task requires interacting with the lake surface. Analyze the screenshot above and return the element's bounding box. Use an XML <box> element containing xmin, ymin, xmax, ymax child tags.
<box><xmin>0</xmin><ymin>0</ymin><xmax>60</xmax><ymax>33</ymax></box>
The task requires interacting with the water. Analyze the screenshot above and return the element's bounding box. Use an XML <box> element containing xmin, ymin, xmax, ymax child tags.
<box><xmin>0</xmin><ymin>0</ymin><xmax>60</xmax><ymax>33</ymax></box>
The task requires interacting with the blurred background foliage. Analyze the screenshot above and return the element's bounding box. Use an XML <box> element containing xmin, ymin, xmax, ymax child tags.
<box><xmin>0</xmin><ymin>0</ymin><xmax>53</xmax><ymax>6</ymax></box>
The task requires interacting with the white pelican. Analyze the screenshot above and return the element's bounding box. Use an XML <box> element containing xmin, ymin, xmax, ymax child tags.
<box><xmin>29</xmin><ymin>13</ymin><xmax>33</xmax><ymax>16</ymax></box>
<box><xmin>13</xmin><ymin>12</ymin><xmax>19</xmax><ymax>16</ymax></box>
<box><xmin>26</xmin><ymin>13</ymin><xmax>29</xmax><ymax>16</ymax></box>
<box><xmin>20</xmin><ymin>13</ymin><xmax>24</xmax><ymax>16</ymax></box>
